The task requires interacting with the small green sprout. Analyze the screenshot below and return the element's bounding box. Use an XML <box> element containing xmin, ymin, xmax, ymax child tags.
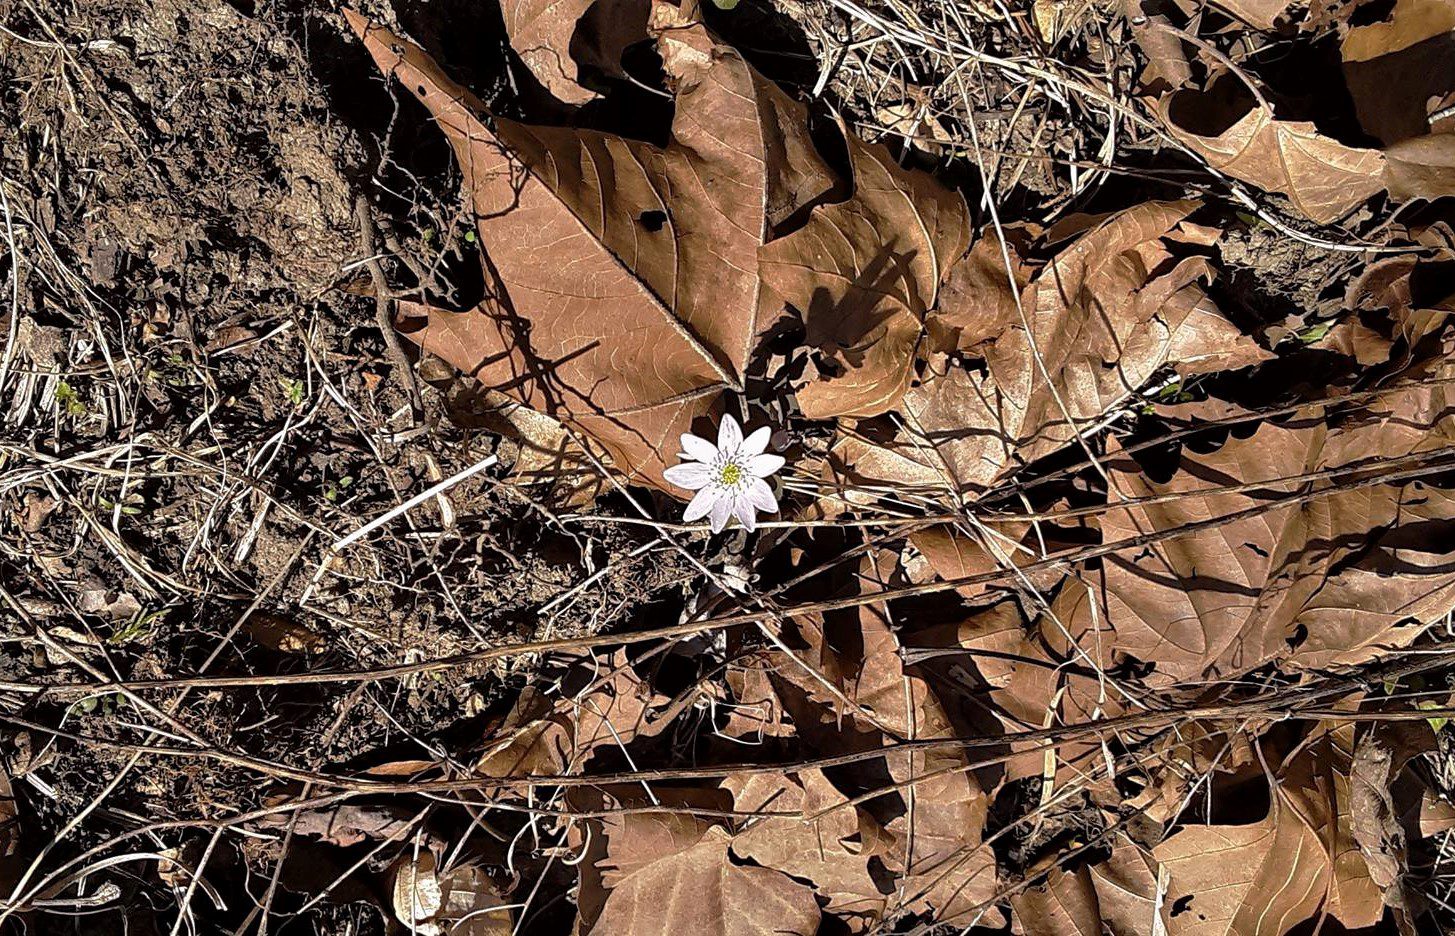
<box><xmin>279</xmin><ymin>376</ymin><xmax>306</xmax><ymax>408</ymax></box>
<box><xmin>55</xmin><ymin>381</ymin><xmax>87</xmax><ymax>417</ymax></box>
<box><xmin>323</xmin><ymin>475</ymin><xmax>354</xmax><ymax>503</ymax></box>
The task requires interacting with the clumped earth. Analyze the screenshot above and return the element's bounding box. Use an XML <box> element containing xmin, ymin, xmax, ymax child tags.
<box><xmin>2</xmin><ymin>0</ymin><xmax>1455</xmax><ymax>933</ymax></box>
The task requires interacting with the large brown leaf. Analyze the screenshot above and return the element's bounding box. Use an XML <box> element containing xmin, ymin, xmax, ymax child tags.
<box><xmin>759</xmin><ymin>554</ymin><xmax>998</xmax><ymax>923</ymax></box>
<box><xmin>760</xmin><ymin>127</ymin><xmax>970</xmax><ymax>418</ymax></box>
<box><xmin>897</xmin><ymin>201</ymin><xmax>1266</xmax><ymax>491</ymax></box>
<box><xmin>1093</xmin><ymin>380</ymin><xmax>1455</xmax><ymax>682</ymax></box>
<box><xmin>1154</xmin><ymin>731</ymin><xmax>1385</xmax><ymax>935</ymax></box>
<box><xmin>1159</xmin><ymin>84</ymin><xmax>1385</xmax><ymax>224</ymax></box>
<box><xmin>347</xmin><ymin>7</ymin><xmax>835</xmax><ymax>487</ymax></box>
<box><xmin>588</xmin><ymin>825</ymin><xmax>820</xmax><ymax>936</ymax></box>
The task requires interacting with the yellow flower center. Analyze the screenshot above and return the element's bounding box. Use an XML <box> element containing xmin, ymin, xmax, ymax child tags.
<box><xmin>718</xmin><ymin>462</ymin><xmax>744</xmax><ymax>486</ymax></box>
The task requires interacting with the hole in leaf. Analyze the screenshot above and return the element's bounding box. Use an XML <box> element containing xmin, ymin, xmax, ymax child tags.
<box><xmin>638</xmin><ymin>210</ymin><xmax>668</xmax><ymax>232</ymax></box>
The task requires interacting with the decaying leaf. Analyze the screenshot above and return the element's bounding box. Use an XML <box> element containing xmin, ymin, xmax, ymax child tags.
<box><xmin>348</xmin><ymin>6</ymin><xmax>836</xmax><ymax>488</ymax></box>
<box><xmin>1159</xmin><ymin>82</ymin><xmax>1385</xmax><ymax>224</ymax></box>
<box><xmin>589</xmin><ymin>826</ymin><xmax>820</xmax><ymax>936</ymax></box>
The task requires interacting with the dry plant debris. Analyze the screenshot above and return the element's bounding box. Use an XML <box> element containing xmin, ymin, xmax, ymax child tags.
<box><xmin>4</xmin><ymin>0</ymin><xmax>1455</xmax><ymax>933</ymax></box>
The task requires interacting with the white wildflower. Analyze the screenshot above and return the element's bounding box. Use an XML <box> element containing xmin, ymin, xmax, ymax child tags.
<box><xmin>663</xmin><ymin>415</ymin><xmax>784</xmax><ymax>533</ymax></box>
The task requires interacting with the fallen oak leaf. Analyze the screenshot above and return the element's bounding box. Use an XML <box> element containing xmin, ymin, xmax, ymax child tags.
<box><xmin>347</xmin><ymin>7</ymin><xmax>836</xmax><ymax>488</ymax></box>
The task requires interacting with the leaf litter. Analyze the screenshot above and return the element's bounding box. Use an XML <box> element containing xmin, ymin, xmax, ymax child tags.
<box><xmin>7</xmin><ymin>0</ymin><xmax>1455</xmax><ymax>932</ymax></box>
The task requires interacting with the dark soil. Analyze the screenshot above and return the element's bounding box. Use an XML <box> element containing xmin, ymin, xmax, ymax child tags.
<box><xmin>0</xmin><ymin>1</ymin><xmax>696</xmax><ymax>931</ymax></box>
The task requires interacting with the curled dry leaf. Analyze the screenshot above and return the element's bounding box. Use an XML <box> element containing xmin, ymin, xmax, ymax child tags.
<box><xmin>1159</xmin><ymin>82</ymin><xmax>1385</xmax><ymax>224</ymax></box>
<box><xmin>761</xmin><ymin>124</ymin><xmax>970</xmax><ymax>418</ymax></box>
<box><xmin>588</xmin><ymin>826</ymin><xmax>820</xmax><ymax>936</ymax></box>
<box><xmin>500</xmin><ymin>0</ymin><xmax>648</xmax><ymax>104</ymax></box>
<box><xmin>347</xmin><ymin>6</ymin><xmax>836</xmax><ymax>489</ymax></box>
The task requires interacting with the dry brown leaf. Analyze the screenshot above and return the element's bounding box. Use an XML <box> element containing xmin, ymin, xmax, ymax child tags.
<box><xmin>500</xmin><ymin>0</ymin><xmax>648</xmax><ymax>104</ymax></box>
<box><xmin>392</xmin><ymin>851</ymin><xmax>445</xmax><ymax>935</ymax></box>
<box><xmin>1341</xmin><ymin>0</ymin><xmax>1455</xmax><ymax>145</ymax></box>
<box><xmin>757</xmin><ymin>555</ymin><xmax>999</xmax><ymax>924</ymax></box>
<box><xmin>1156</xmin><ymin>730</ymin><xmax>1387</xmax><ymax>935</ymax></box>
<box><xmin>1155</xmin><ymin>772</ymin><xmax>1323</xmax><ymax>935</ymax></box>
<box><xmin>761</xmin><ymin>126</ymin><xmax>970</xmax><ymax>418</ymax></box>
<box><xmin>476</xmin><ymin>652</ymin><xmax>668</xmax><ymax>779</ymax></box>
<box><xmin>1316</xmin><ymin>255</ymin><xmax>1452</xmax><ymax>365</ymax></box>
<box><xmin>1093</xmin><ymin>379</ymin><xmax>1455</xmax><ymax>682</ymax></box>
<box><xmin>244</xmin><ymin>612</ymin><xmax>324</xmax><ymax>655</ymax></box>
<box><xmin>926</xmin><ymin>232</ymin><xmax>1030</xmax><ymax>355</ymax></box>
<box><xmin>898</xmin><ymin>201</ymin><xmax>1265</xmax><ymax>491</ymax></box>
<box><xmin>597</xmin><ymin>811</ymin><xmax>722</xmax><ymax>888</ymax></box>
<box><xmin>1349</xmin><ymin>730</ymin><xmax>1407</xmax><ymax>905</ymax></box>
<box><xmin>348</xmin><ymin>8</ymin><xmax>835</xmax><ymax>488</ymax></box>
<box><xmin>1160</xmin><ymin>85</ymin><xmax>1385</xmax><ymax>224</ymax></box>
<box><xmin>1201</xmin><ymin>0</ymin><xmax>1298</xmax><ymax>30</ymax></box>
<box><xmin>1088</xmin><ymin>841</ymin><xmax>1172</xmax><ymax>935</ymax></box>
<box><xmin>1384</xmin><ymin>133</ymin><xmax>1455</xmax><ymax>202</ymax></box>
<box><xmin>1419</xmin><ymin>790</ymin><xmax>1455</xmax><ymax>836</ymax></box>
<box><xmin>1012</xmin><ymin>865</ymin><xmax>1100</xmax><ymax>936</ymax></box>
<box><xmin>257</xmin><ymin>804</ymin><xmax>422</xmax><ymax>849</ymax></box>
<box><xmin>588</xmin><ymin>825</ymin><xmax>820</xmax><ymax>936</ymax></box>
<box><xmin>724</xmin><ymin>769</ymin><xmax>887</xmax><ymax>923</ymax></box>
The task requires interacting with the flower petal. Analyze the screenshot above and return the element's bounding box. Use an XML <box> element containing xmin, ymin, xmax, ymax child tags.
<box><xmin>745</xmin><ymin>477</ymin><xmax>778</xmax><ymax>515</ymax></box>
<box><xmin>732</xmin><ymin>494</ymin><xmax>757</xmax><ymax>532</ymax></box>
<box><xmin>683</xmin><ymin>486</ymin><xmax>719</xmax><ymax>523</ymax></box>
<box><xmin>747</xmin><ymin>453</ymin><xmax>785</xmax><ymax>478</ymax></box>
<box><xmin>663</xmin><ymin>461</ymin><xmax>713</xmax><ymax>490</ymax></box>
<box><xmin>707</xmin><ymin>493</ymin><xmax>733</xmax><ymax>533</ymax></box>
<box><xmin>679</xmin><ymin>433</ymin><xmax>717</xmax><ymax>463</ymax></box>
<box><xmin>717</xmin><ymin>414</ymin><xmax>743</xmax><ymax>458</ymax></box>
<box><xmin>740</xmin><ymin>425</ymin><xmax>772</xmax><ymax>458</ymax></box>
